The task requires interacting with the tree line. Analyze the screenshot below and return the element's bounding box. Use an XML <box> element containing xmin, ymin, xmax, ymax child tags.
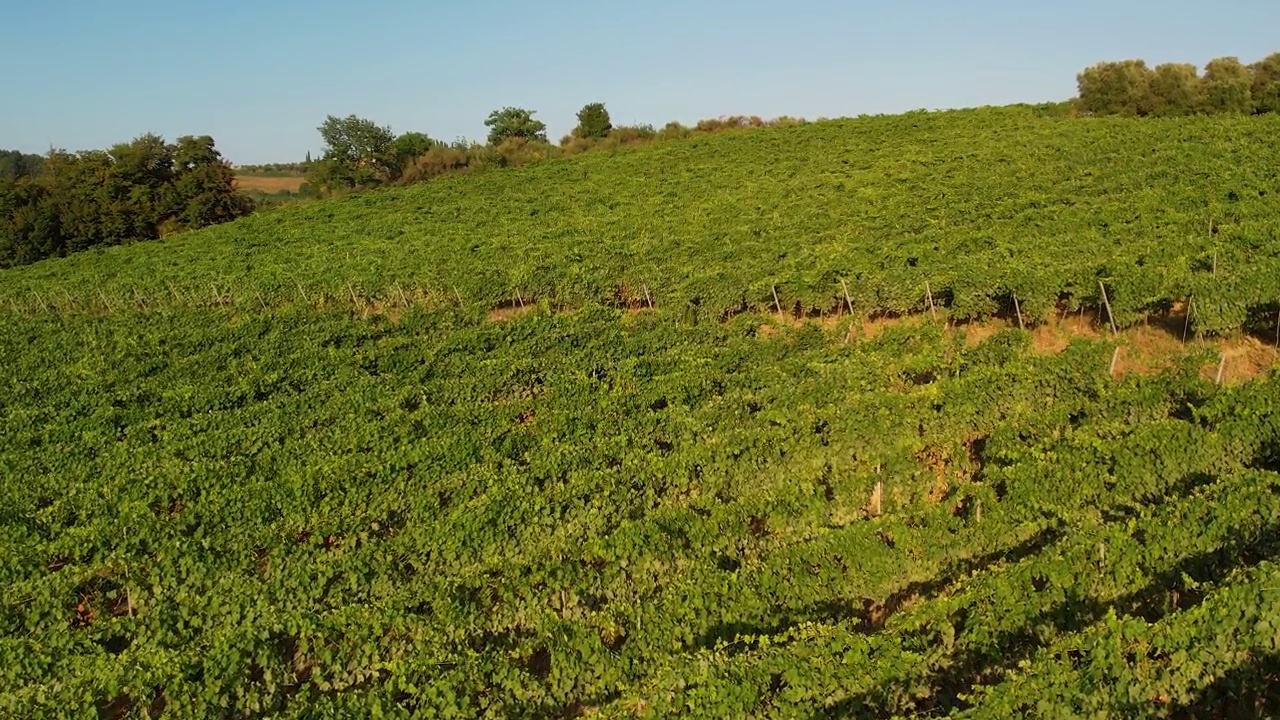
<box><xmin>303</xmin><ymin>103</ymin><xmax>810</xmax><ymax>196</ymax></box>
<box><xmin>0</xmin><ymin>135</ymin><xmax>252</xmax><ymax>267</ymax></box>
<box><xmin>1077</xmin><ymin>51</ymin><xmax>1280</xmax><ymax>117</ymax></box>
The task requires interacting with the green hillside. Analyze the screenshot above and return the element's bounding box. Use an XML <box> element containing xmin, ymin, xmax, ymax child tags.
<box><xmin>4</xmin><ymin>106</ymin><xmax>1280</xmax><ymax>718</ymax></box>
<box><xmin>4</xmin><ymin>105</ymin><xmax>1280</xmax><ymax>333</ymax></box>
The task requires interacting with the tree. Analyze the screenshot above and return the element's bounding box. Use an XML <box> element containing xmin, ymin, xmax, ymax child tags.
<box><xmin>0</xmin><ymin>176</ymin><xmax>59</xmax><ymax>266</ymax></box>
<box><xmin>1202</xmin><ymin>57</ymin><xmax>1254</xmax><ymax>114</ymax></box>
<box><xmin>0</xmin><ymin>150</ymin><xmax>44</xmax><ymax>179</ymax></box>
<box><xmin>1076</xmin><ymin>60</ymin><xmax>1155</xmax><ymax>116</ymax></box>
<box><xmin>164</xmin><ymin>135</ymin><xmax>254</xmax><ymax>233</ymax></box>
<box><xmin>573</xmin><ymin>102</ymin><xmax>612</xmax><ymax>139</ymax></box>
<box><xmin>108</xmin><ymin>133</ymin><xmax>176</xmax><ymax>240</ymax></box>
<box><xmin>310</xmin><ymin>114</ymin><xmax>397</xmax><ymax>190</ymax></box>
<box><xmin>40</xmin><ymin>149</ymin><xmax>124</xmax><ymax>252</ymax></box>
<box><xmin>484</xmin><ymin>107</ymin><xmax>547</xmax><ymax>145</ymax></box>
<box><xmin>1150</xmin><ymin>63</ymin><xmax>1203</xmax><ymax>117</ymax></box>
<box><xmin>391</xmin><ymin>132</ymin><xmax>437</xmax><ymax>178</ymax></box>
<box><xmin>1251</xmin><ymin>52</ymin><xmax>1280</xmax><ymax>114</ymax></box>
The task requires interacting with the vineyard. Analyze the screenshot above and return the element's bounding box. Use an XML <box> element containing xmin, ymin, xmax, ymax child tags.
<box><xmin>0</xmin><ymin>106</ymin><xmax>1278</xmax><ymax>336</ymax></box>
<box><xmin>3</xmin><ymin>105</ymin><xmax>1280</xmax><ymax>718</ymax></box>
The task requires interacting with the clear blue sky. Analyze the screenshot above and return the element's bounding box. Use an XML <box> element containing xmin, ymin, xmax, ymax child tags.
<box><xmin>2</xmin><ymin>0</ymin><xmax>1277</xmax><ymax>165</ymax></box>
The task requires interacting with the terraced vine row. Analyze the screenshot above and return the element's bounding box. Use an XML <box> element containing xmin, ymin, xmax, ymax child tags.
<box><xmin>3</xmin><ymin>305</ymin><xmax>1279</xmax><ymax>717</ymax></box>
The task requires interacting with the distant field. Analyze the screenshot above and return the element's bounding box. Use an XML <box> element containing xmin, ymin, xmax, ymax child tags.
<box><xmin>234</xmin><ymin>174</ymin><xmax>306</xmax><ymax>193</ymax></box>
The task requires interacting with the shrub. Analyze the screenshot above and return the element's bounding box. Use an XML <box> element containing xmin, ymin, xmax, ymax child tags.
<box><xmin>400</xmin><ymin>145</ymin><xmax>470</xmax><ymax>184</ymax></box>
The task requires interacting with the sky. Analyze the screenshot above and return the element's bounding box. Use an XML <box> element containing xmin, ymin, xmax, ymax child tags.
<box><xmin>2</xmin><ymin>0</ymin><xmax>1277</xmax><ymax>165</ymax></box>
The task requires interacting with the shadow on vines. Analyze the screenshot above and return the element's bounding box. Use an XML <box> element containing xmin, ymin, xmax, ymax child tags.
<box><xmin>813</xmin><ymin>516</ymin><xmax>1280</xmax><ymax>718</ymax></box>
<box><xmin>694</xmin><ymin>523</ymin><xmax>1065</xmax><ymax>655</ymax></box>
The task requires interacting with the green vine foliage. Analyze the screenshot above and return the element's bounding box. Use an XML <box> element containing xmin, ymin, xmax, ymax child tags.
<box><xmin>3</xmin><ymin>305</ymin><xmax>1280</xmax><ymax>717</ymax></box>
<box><xmin>4</xmin><ymin>104</ymin><xmax>1280</xmax><ymax>717</ymax></box>
<box><xmin>1</xmin><ymin>108</ymin><xmax>1278</xmax><ymax>336</ymax></box>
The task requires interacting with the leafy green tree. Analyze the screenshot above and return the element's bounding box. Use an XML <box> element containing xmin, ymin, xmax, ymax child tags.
<box><xmin>1251</xmin><ymin>52</ymin><xmax>1280</xmax><ymax>114</ymax></box>
<box><xmin>1076</xmin><ymin>60</ymin><xmax>1155</xmax><ymax>116</ymax></box>
<box><xmin>573</xmin><ymin>102</ymin><xmax>613</xmax><ymax>139</ymax></box>
<box><xmin>1149</xmin><ymin>63</ymin><xmax>1203</xmax><ymax>116</ymax></box>
<box><xmin>391</xmin><ymin>132</ymin><xmax>437</xmax><ymax>177</ymax></box>
<box><xmin>310</xmin><ymin>114</ymin><xmax>397</xmax><ymax>190</ymax></box>
<box><xmin>164</xmin><ymin>135</ymin><xmax>254</xmax><ymax>233</ymax></box>
<box><xmin>108</xmin><ymin>133</ymin><xmax>176</xmax><ymax>239</ymax></box>
<box><xmin>484</xmin><ymin>107</ymin><xmax>547</xmax><ymax>145</ymax></box>
<box><xmin>0</xmin><ymin>176</ymin><xmax>59</xmax><ymax>265</ymax></box>
<box><xmin>43</xmin><ymin>149</ymin><xmax>130</xmax><ymax>251</ymax></box>
<box><xmin>1202</xmin><ymin>57</ymin><xmax>1254</xmax><ymax>114</ymax></box>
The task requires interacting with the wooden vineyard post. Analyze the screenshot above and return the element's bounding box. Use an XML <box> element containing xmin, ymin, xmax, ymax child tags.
<box><xmin>1274</xmin><ymin>308</ymin><xmax>1279</xmax><ymax>349</ymax></box>
<box><xmin>294</xmin><ymin>280</ymin><xmax>309</xmax><ymax>305</ymax></box>
<box><xmin>867</xmin><ymin>480</ymin><xmax>883</xmax><ymax>519</ymax></box>
<box><xmin>516</xmin><ymin>289</ymin><xmax>525</xmax><ymax>309</ymax></box>
<box><xmin>452</xmin><ymin>286</ymin><xmax>464</xmax><ymax>308</ymax></box>
<box><xmin>772</xmin><ymin>285</ymin><xmax>782</xmax><ymax>319</ymax></box>
<box><xmin>924</xmin><ymin>281</ymin><xmax>938</xmax><ymax>322</ymax></box>
<box><xmin>1012</xmin><ymin>293</ymin><xmax>1024</xmax><ymax>330</ymax></box>
<box><xmin>1183</xmin><ymin>299</ymin><xmax>1193</xmax><ymax>342</ymax></box>
<box><xmin>395</xmin><ymin>282</ymin><xmax>409</xmax><ymax>308</ymax></box>
<box><xmin>1098</xmin><ymin>281</ymin><xmax>1117</xmax><ymax>335</ymax></box>
<box><xmin>1109</xmin><ymin>347</ymin><xmax>1122</xmax><ymax>378</ymax></box>
<box><xmin>1216</xmin><ymin>353</ymin><xmax>1226</xmax><ymax>386</ymax></box>
<box><xmin>347</xmin><ymin>282</ymin><xmax>359</xmax><ymax>307</ymax></box>
<box><xmin>210</xmin><ymin>284</ymin><xmax>221</xmax><ymax>307</ymax></box>
<box><xmin>840</xmin><ymin>278</ymin><xmax>855</xmax><ymax>316</ymax></box>
<box><xmin>255</xmin><ymin>290</ymin><xmax>268</xmax><ymax>310</ymax></box>
<box><xmin>644</xmin><ymin>284</ymin><xmax>654</xmax><ymax>309</ymax></box>
<box><xmin>34</xmin><ymin>291</ymin><xmax>49</xmax><ymax>314</ymax></box>
<box><xmin>98</xmin><ymin>289</ymin><xmax>113</xmax><ymax>312</ymax></box>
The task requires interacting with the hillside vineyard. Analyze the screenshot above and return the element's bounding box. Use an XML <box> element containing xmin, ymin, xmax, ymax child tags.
<box><xmin>3</xmin><ymin>106</ymin><xmax>1279</xmax><ymax>336</ymax></box>
<box><xmin>3</xmin><ymin>106</ymin><xmax>1280</xmax><ymax>717</ymax></box>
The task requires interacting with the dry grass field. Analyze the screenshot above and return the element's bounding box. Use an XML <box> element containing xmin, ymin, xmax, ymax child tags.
<box><xmin>233</xmin><ymin>175</ymin><xmax>306</xmax><ymax>193</ymax></box>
